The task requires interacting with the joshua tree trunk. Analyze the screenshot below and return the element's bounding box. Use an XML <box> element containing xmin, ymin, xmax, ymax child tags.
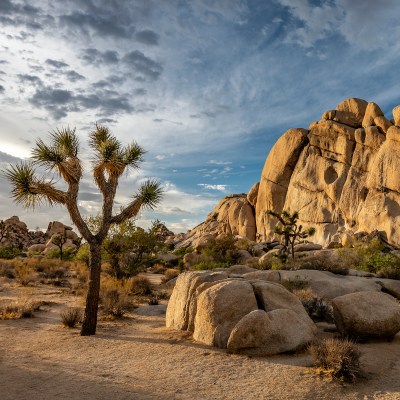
<box><xmin>81</xmin><ymin>242</ymin><xmax>102</xmax><ymax>336</ymax></box>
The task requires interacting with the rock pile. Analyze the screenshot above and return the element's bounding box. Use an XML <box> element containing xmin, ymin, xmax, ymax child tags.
<box><xmin>167</xmin><ymin>271</ymin><xmax>317</xmax><ymax>355</ymax></box>
<box><xmin>167</xmin><ymin>269</ymin><xmax>400</xmax><ymax>352</ymax></box>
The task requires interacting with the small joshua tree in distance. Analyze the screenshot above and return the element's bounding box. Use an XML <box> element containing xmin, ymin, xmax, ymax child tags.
<box><xmin>266</xmin><ymin>209</ymin><xmax>316</xmax><ymax>260</ymax></box>
<box><xmin>4</xmin><ymin>125</ymin><xmax>163</xmax><ymax>335</ymax></box>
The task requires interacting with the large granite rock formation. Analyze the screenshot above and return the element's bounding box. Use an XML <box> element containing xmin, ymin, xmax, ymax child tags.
<box><xmin>256</xmin><ymin>98</ymin><xmax>400</xmax><ymax>246</ymax></box>
<box><xmin>182</xmin><ymin>98</ymin><xmax>400</xmax><ymax>248</ymax></box>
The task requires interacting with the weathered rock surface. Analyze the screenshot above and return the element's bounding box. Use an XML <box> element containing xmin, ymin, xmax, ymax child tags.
<box><xmin>177</xmin><ymin>194</ymin><xmax>256</xmax><ymax>249</ymax></box>
<box><xmin>254</xmin><ymin>98</ymin><xmax>400</xmax><ymax>247</ymax></box>
<box><xmin>166</xmin><ymin>271</ymin><xmax>229</xmax><ymax>331</ymax></box>
<box><xmin>227</xmin><ymin>309</ymin><xmax>316</xmax><ymax>355</ymax></box>
<box><xmin>193</xmin><ymin>280</ymin><xmax>258</xmax><ymax>348</ymax></box>
<box><xmin>332</xmin><ymin>291</ymin><xmax>400</xmax><ymax>339</ymax></box>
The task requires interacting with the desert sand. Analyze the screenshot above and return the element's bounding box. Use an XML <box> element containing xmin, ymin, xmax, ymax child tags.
<box><xmin>1</xmin><ymin>278</ymin><xmax>400</xmax><ymax>400</ymax></box>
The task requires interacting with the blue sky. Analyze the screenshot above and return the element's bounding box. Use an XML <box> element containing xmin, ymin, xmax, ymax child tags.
<box><xmin>0</xmin><ymin>0</ymin><xmax>400</xmax><ymax>232</ymax></box>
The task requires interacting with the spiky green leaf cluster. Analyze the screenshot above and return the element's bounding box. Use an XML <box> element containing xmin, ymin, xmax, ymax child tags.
<box><xmin>4</xmin><ymin>162</ymin><xmax>51</xmax><ymax>208</ymax></box>
<box><xmin>135</xmin><ymin>179</ymin><xmax>164</xmax><ymax>210</ymax></box>
<box><xmin>89</xmin><ymin>124</ymin><xmax>145</xmax><ymax>180</ymax></box>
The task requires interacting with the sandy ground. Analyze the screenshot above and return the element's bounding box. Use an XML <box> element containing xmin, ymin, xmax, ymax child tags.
<box><xmin>1</xmin><ymin>279</ymin><xmax>400</xmax><ymax>400</ymax></box>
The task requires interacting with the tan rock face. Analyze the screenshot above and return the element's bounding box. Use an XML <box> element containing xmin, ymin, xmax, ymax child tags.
<box><xmin>227</xmin><ymin>309</ymin><xmax>315</xmax><ymax>356</ymax></box>
<box><xmin>193</xmin><ymin>280</ymin><xmax>258</xmax><ymax>348</ymax></box>
<box><xmin>177</xmin><ymin>194</ymin><xmax>256</xmax><ymax>248</ymax></box>
<box><xmin>254</xmin><ymin>98</ymin><xmax>400</xmax><ymax>247</ymax></box>
<box><xmin>393</xmin><ymin>105</ymin><xmax>400</xmax><ymax>126</ymax></box>
<box><xmin>332</xmin><ymin>291</ymin><xmax>400</xmax><ymax>339</ymax></box>
<box><xmin>247</xmin><ymin>182</ymin><xmax>259</xmax><ymax>207</ymax></box>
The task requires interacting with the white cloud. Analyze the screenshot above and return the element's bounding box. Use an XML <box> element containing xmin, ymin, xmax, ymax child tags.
<box><xmin>208</xmin><ymin>159</ymin><xmax>232</xmax><ymax>165</ymax></box>
<box><xmin>198</xmin><ymin>184</ymin><xmax>229</xmax><ymax>191</ymax></box>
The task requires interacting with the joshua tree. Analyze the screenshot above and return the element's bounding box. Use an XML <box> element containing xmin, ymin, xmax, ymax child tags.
<box><xmin>51</xmin><ymin>230</ymin><xmax>67</xmax><ymax>260</ymax></box>
<box><xmin>4</xmin><ymin>125</ymin><xmax>163</xmax><ymax>335</ymax></box>
<box><xmin>266</xmin><ymin>210</ymin><xmax>315</xmax><ymax>260</ymax></box>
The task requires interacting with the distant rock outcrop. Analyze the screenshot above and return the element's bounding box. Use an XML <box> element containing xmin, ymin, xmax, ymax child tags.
<box><xmin>176</xmin><ymin>194</ymin><xmax>256</xmax><ymax>249</ymax></box>
<box><xmin>183</xmin><ymin>98</ymin><xmax>400</xmax><ymax>248</ymax></box>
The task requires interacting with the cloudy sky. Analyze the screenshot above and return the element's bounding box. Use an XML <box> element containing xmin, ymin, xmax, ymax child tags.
<box><xmin>0</xmin><ymin>0</ymin><xmax>400</xmax><ymax>233</ymax></box>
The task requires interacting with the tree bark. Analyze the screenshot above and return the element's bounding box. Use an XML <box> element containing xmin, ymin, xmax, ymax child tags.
<box><xmin>80</xmin><ymin>242</ymin><xmax>102</xmax><ymax>336</ymax></box>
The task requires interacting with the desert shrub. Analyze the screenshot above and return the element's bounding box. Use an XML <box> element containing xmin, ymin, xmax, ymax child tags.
<box><xmin>45</xmin><ymin>248</ymin><xmax>75</xmax><ymax>261</ymax></box>
<box><xmin>100</xmin><ymin>277</ymin><xmax>131</xmax><ymax>317</ymax></box>
<box><xmin>295</xmin><ymin>288</ymin><xmax>334</xmax><ymax>322</ymax></box>
<box><xmin>75</xmin><ymin>243</ymin><xmax>90</xmax><ymax>266</ymax></box>
<box><xmin>130</xmin><ymin>276</ymin><xmax>153</xmax><ymax>296</ymax></box>
<box><xmin>163</xmin><ymin>268</ymin><xmax>179</xmax><ymax>281</ymax></box>
<box><xmin>173</xmin><ymin>246</ymin><xmax>192</xmax><ymax>257</ymax></box>
<box><xmin>193</xmin><ymin>261</ymin><xmax>229</xmax><ymax>271</ymax></box>
<box><xmin>150</xmin><ymin>263</ymin><xmax>166</xmax><ymax>274</ymax></box>
<box><xmin>14</xmin><ymin>262</ymin><xmax>36</xmax><ymax>286</ymax></box>
<box><xmin>0</xmin><ymin>261</ymin><xmax>15</xmax><ymax>279</ymax></box>
<box><xmin>309</xmin><ymin>338</ymin><xmax>361</xmax><ymax>382</ymax></box>
<box><xmin>288</xmin><ymin>254</ymin><xmax>349</xmax><ymax>275</ymax></box>
<box><xmin>61</xmin><ymin>307</ymin><xmax>82</xmax><ymax>327</ymax></box>
<box><xmin>0</xmin><ymin>292</ymin><xmax>38</xmax><ymax>319</ymax></box>
<box><xmin>201</xmin><ymin>235</ymin><xmax>239</xmax><ymax>265</ymax></box>
<box><xmin>148</xmin><ymin>296</ymin><xmax>159</xmax><ymax>305</ymax></box>
<box><xmin>337</xmin><ymin>239</ymin><xmax>400</xmax><ymax>279</ymax></box>
<box><xmin>281</xmin><ymin>276</ymin><xmax>309</xmax><ymax>292</ymax></box>
<box><xmin>0</xmin><ymin>247</ymin><xmax>22</xmax><ymax>259</ymax></box>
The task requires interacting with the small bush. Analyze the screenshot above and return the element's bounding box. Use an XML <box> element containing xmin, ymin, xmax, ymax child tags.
<box><xmin>130</xmin><ymin>276</ymin><xmax>153</xmax><ymax>296</ymax></box>
<box><xmin>14</xmin><ymin>262</ymin><xmax>35</xmax><ymax>286</ymax></box>
<box><xmin>295</xmin><ymin>288</ymin><xmax>334</xmax><ymax>322</ymax></box>
<box><xmin>163</xmin><ymin>268</ymin><xmax>179</xmax><ymax>281</ymax></box>
<box><xmin>193</xmin><ymin>261</ymin><xmax>229</xmax><ymax>271</ymax></box>
<box><xmin>309</xmin><ymin>338</ymin><xmax>361</xmax><ymax>382</ymax></box>
<box><xmin>0</xmin><ymin>293</ymin><xmax>38</xmax><ymax>320</ymax></box>
<box><xmin>201</xmin><ymin>235</ymin><xmax>239</xmax><ymax>265</ymax></box>
<box><xmin>61</xmin><ymin>307</ymin><xmax>82</xmax><ymax>327</ymax></box>
<box><xmin>148</xmin><ymin>296</ymin><xmax>159</xmax><ymax>305</ymax></box>
<box><xmin>0</xmin><ymin>247</ymin><xmax>22</xmax><ymax>259</ymax></box>
<box><xmin>281</xmin><ymin>276</ymin><xmax>309</xmax><ymax>292</ymax></box>
<box><xmin>45</xmin><ymin>248</ymin><xmax>75</xmax><ymax>261</ymax></box>
<box><xmin>100</xmin><ymin>277</ymin><xmax>131</xmax><ymax>317</ymax></box>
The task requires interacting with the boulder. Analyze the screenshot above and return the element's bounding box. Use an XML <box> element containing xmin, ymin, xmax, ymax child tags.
<box><xmin>322</xmin><ymin>110</ymin><xmax>360</xmax><ymax>128</ymax></box>
<box><xmin>250</xmin><ymin>280</ymin><xmax>314</xmax><ymax>325</ymax></box>
<box><xmin>393</xmin><ymin>105</ymin><xmax>400</xmax><ymax>126</ymax></box>
<box><xmin>156</xmin><ymin>252</ymin><xmax>179</xmax><ymax>264</ymax></box>
<box><xmin>336</xmin><ymin>98</ymin><xmax>368</xmax><ymax>125</ymax></box>
<box><xmin>242</xmin><ymin>270</ymin><xmax>281</xmax><ymax>283</ymax></box>
<box><xmin>374</xmin><ymin>116</ymin><xmax>392</xmax><ymax>133</ymax></box>
<box><xmin>227</xmin><ymin>309</ymin><xmax>316</xmax><ymax>355</ymax></box>
<box><xmin>166</xmin><ymin>271</ymin><xmax>228</xmax><ymax>331</ymax></box>
<box><xmin>193</xmin><ymin>280</ymin><xmax>258</xmax><ymax>348</ymax></box>
<box><xmin>225</xmin><ymin>264</ymin><xmax>257</xmax><ymax>275</ymax></box>
<box><xmin>27</xmin><ymin>243</ymin><xmax>46</xmax><ymax>253</ymax></box>
<box><xmin>362</xmin><ymin>102</ymin><xmax>384</xmax><ymax>128</ymax></box>
<box><xmin>247</xmin><ymin>182</ymin><xmax>259</xmax><ymax>207</ymax></box>
<box><xmin>293</xmin><ymin>243</ymin><xmax>322</xmax><ymax>252</ymax></box>
<box><xmin>332</xmin><ymin>291</ymin><xmax>400</xmax><ymax>339</ymax></box>
<box><xmin>278</xmin><ymin>270</ymin><xmax>382</xmax><ymax>300</ymax></box>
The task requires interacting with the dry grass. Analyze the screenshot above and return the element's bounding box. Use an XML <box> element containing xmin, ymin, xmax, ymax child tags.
<box><xmin>162</xmin><ymin>268</ymin><xmax>179</xmax><ymax>282</ymax></box>
<box><xmin>0</xmin><ymin>290</ymin><xmax>40</xmax><ymax>320</ymax></box>
<box><xmin>14</xmin><ymin>262</ymin><xmax>36</xmax><ymax>286</ymax></box>
<box><xmin>294</xmin><ymin>288</ymin><xmax>334</xmax><ymax>322</ymax></box>
<box><xmin>61</xmin><ymin>307</ymin><xmax>82</xmax><ymax>328</ymax></box>
<box><xmin>130</xmin><ymin>276</ymin><xmax>153</xmax><ymax>296</ymax></box>
<box><xmin>309</xmin><ymin>338</ymin><xmax>361</xmax><ymax>382</ymax></box>
<box><xmin>100</xmin><ymin>276</ymin><xmax>132</xmax><ymax>318</ymax></box>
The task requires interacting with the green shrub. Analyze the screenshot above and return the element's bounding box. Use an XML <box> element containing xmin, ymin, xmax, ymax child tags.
<box><xmin>0</xmin><ymin>247</ymin><xmax>22</xmax><ymax>259</ymax></box>
<box><xmin>295</xmin><ymin>288</ymin><xmax>333</xmax><ymax>322</ymax></box>
<box><xmin>309</xmin><ymin>338</ymin><xmax>361</xmax><ymax>382</ymax></box>
<box><xmin>337</xmin><ymin>238</ymin><xmax>400</xmax><ymax>279</ymax></box>
<box><xmin>201</xmin><ymin>235</ymin><xmax>239</xmax><ymax>265</ymax></box>
<box><xmin>173</xmin><ymin>246</ymin><xmax>192</xmax><ymax>257</ymax></box>
<box><xmin>45</xmin><ymin>248</ymin><xmax>75</xmax><ymax>261</ymax></box>
<box><xmin>193</xmin><ymin>262</ymin><xmax>229</xmax><ymax>271</ymax></box>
